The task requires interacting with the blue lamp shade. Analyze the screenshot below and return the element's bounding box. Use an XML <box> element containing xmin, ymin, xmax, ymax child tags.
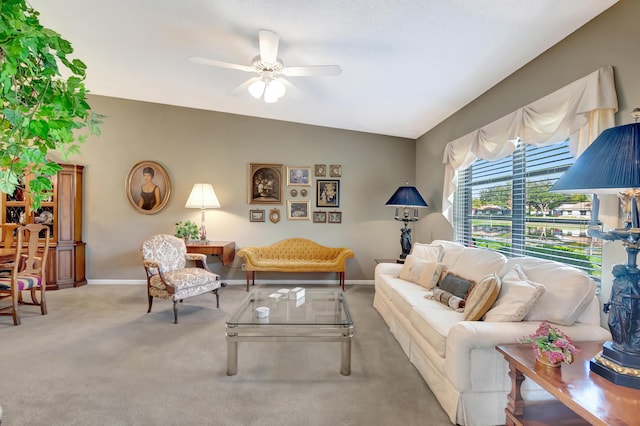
<box><xmin>551</xmin><ymin>122</ymin><xmax>640</xmax><ymax>193</ymax></box>
<box><xmin>385</xmin><ymin>185</ymin><xmax>428</xmax><ymax>207</ymax></box>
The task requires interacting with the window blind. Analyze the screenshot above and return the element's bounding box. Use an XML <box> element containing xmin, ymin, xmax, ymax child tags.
<box><xmin>453</xmin><ymin>140</ymin><xmax>601</xmax><ymax>278</ymax></box>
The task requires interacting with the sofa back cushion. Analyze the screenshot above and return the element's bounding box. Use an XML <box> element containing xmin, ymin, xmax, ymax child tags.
<box><xmin>430</xmin><ymin>240</ymin><xmax>467</xmax><ymax>266</ymax></box>
<box><xmin>411</xmin><ymin>243</ymin><xmax>443</xmax><ymax>262</ymax></box>
<box><xmin>398</xmin><ymin>255</ymin><xmax>445</xmax><ymax>289</ymax></box>
<box><xmin>499</xmin><ymin>257</ymin><xmax>596</xmax><ymax>326</ymax></box>
<box><xmin>446</xmin><ymin>247</ymin><xmax>508</xmax><ymax>282</ymax></box>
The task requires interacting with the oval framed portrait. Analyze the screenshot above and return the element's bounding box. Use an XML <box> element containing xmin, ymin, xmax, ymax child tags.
<box><xmin>126</xmin><ymin>161</ymin><xmax>171</xmax><ymax>214</ymax></box>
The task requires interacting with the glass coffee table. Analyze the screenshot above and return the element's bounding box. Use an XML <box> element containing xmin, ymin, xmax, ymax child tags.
<box><xmin>225</xmin><ymin>288</ymin><xmax>354</xmax><ymax>376</ymax></box>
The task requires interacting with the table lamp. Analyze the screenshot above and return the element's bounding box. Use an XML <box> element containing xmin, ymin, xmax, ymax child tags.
<box><xmin>185</xmin><ymin>183</ymin><xmax>220</xmax><ymax>242</ymax></box>
<box><xmin>551</xmin><ymin>108</ymin><xmax>640</xmax><ymax>389</ymax></box>
<box><xmin>385</xmin><ymin>182</ymin><xmax>428</xmax><ymax>263</ymax></box>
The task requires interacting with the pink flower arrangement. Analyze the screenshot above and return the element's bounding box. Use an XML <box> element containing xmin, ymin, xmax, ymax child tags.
<box><xmin>519</xmin><ymin>321</ymin><xmax>579</xmax><ymax>364</ymax></box>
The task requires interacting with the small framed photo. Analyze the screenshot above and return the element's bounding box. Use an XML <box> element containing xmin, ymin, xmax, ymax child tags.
<box><xmin>249</xmin><ymin>163</ymin><xmax>284</xmax><ymax>205</ymax></box>
<box><xmin>314</xmin><ymin>164</ymin><xmax>327</xmax><ymax>177</ymax></box>
<box><xmin>249</xmin><ymin>209</ymin><xmax>265</xmax><ymax>222</ymax></box>
<box><xmin>287</xmin><ymin>166</ymin><xmax>312</xmax><ymax>186</ymax></box>
<box><xmin>316</xmin><ymin>179</ymin><xmax>340</xmax><ymax>208</ymax></box>
<box><xmin>330</xmin><ymin>164</ymin><xmax>342</xmax><ymax>177</ymax></box>
<box><xmin>126</xmin><ymin>160</ymin><xmax>171</xmax><ymax>215</ymax></box>
<box><xmin>313</xmin><ymin>211</ymin><xmax>327</xmax><ymax>223</ymax></box>
<box><xmin>287</xmin><ymin>200</ymin><xmax>310</xmax><ymax>220</ymax></box>
<box><xmin>328</xmin><ymin>211</ymin><xmax>342</xmax><ymax>224</ymax></box>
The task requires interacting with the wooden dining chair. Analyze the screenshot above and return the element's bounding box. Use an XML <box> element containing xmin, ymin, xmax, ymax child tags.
<box><xmin>0</xmin><ymin>223</ymin><xmax>19</xmax><ymax>277</ymax></box>
<box><xmin>0</xmin><ymin>224</ymin><xmax>50</xmax><ymax>325</ymax></box>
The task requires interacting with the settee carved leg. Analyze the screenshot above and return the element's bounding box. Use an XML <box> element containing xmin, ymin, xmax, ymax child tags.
<box><xmin>213</xmin><ymin>289</ymin><xmax>220</xmax><ymax>308</ymax></box>
<box><xmin>340</xmin><ymin>272</ymin><xmax>345</xmax><ymax>291</ymax></box>
<box><xmin>173</xmin><ymin>301</ymin><xmax>178</xmax><ymax>324</ymax></box>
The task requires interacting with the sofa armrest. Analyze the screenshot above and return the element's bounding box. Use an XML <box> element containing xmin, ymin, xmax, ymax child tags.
<box><xmin>445</xmin><ymin>321</ymin><xmax>612</xmax><ymax>391</ymax></box>
<box><xmin>375</xmin><ymin>262</ymin><xmax>403</xmax><ymax>276</ymax></box>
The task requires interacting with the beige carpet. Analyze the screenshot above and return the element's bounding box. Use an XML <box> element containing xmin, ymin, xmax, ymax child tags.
<box><xmin>0</xmin><ymin>284</ymin><xmax>451</xmax><ymax>426</ymax></box>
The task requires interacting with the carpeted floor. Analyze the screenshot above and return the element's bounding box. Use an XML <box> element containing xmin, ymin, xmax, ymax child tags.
<box><xmin>0</xmin><ymin>284</ymin><xmax>451</xmax><ymax>426</ymax></box>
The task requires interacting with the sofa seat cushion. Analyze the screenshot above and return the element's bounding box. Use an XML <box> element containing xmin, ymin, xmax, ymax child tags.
<box><xmin>388</xmin><ymin>279</ymin><xmax>436</xmax><ymax>318</ymax></box>
<box><xmin>500</xmin><ymin>257</ymin><xmax>596</xmax><ymax>326</ymax></box>
<box><xmin>411</xmin><ymin>302</ymin><xmax>464</xmax><ymax>357</ymax></box>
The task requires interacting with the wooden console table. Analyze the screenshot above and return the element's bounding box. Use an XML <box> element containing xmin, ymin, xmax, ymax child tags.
<box><xmin>186</xmin><ymin>241</ymin><xmax>235</xmax><ymax>266</ymax></box>
<box><xmin>496</xmin><ymin>342</ymin><xmax>640</xmax><ymax>425</ymax></box>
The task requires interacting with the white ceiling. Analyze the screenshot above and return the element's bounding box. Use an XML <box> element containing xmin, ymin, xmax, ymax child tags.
<box><xmin>30</xmin><ymin>0</ymin><xmax>618</xmax><ymax>139</ymax></box>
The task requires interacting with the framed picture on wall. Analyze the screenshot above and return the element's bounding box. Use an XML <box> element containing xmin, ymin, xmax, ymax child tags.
<box><xmin>287</xmin><ymin>200</ymin><xmax>310</xmax><ymax>220</ymax></box>
<box><xmin>126</xmin><ymin>161</ymin><xmax>171</xmax><ymax>215</ymax></box>
<box><xmin>313</xmin><ymin>211</ymin><xmax>327</xmax><ymax>223</ymax></box>
<box><xmin>328</xmin><ymin>211</ymin><xmax>342</xmax><ymax>224</ymax></box>
<box><xmin>249</xmin><ymin>209</ymin><xmax>265</xmax><ymax>222</ymax></box>
<box><xmin>287</xmin><ymin>166</ymin><xmax>312</xmax><ymax>186</ymax></box>
<box><xmin>248</xmin><ymin>163</ymin><xmax>284</xmax><ymax>204</ymax></box>
<box><xmin>314</xmin><ymin>164</ymin><xmax>326</xmax><ymax>177</ymax></box>
<box><xmin>316</xmin><ymin>179</ymin><xmax>340</xmax><ymax>208</ymax></box>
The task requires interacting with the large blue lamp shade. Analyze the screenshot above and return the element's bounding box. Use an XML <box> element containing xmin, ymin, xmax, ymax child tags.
<box><xmin>385</xmin><ymin>185</ymin><xmax>428</xmax><ymax>262</ymax></box>
<box><xmin>551</xmin><ymin>120</ymin><xmax>640</xmax><ymax>389</ymax></box>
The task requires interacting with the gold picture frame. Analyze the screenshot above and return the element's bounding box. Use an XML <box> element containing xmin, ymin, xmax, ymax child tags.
<box><xmin>126</xmin><ymin>161</ymin><xmax>171</xmax><ymax>215</ymax></box>
<box><xmin>249</xmin><ymin>163</ymin><xmax>284</xmax><ymax>204</ymax></box>
<box><xmin>287</xmin><ymin>166</ymin><xmax>312</xmax><ymax>186</ymax></box>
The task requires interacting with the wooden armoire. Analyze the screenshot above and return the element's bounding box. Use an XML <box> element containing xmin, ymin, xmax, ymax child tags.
<box><xmin>2</xmin><ymin>163</ymin><xmax>85</xmax><ymax>289</ymax></box>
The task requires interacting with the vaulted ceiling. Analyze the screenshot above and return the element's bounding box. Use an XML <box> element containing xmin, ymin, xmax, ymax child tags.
<box><xmin>30</xmin><ymin>0</ymin><xmax>618</xmax><ymax>138</ymax></box>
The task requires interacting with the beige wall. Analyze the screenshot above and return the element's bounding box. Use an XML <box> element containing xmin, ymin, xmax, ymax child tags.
<box><xmin>74</xmin><ymin>96</ymin><xmax>415</xmax><ymax>282</ymax></box>
<box><xmin>416</xmin><ymin>0</ymin><xmax>640</xmax><ymax>323</ymax></box>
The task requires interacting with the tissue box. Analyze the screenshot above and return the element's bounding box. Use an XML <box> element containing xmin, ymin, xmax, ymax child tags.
<box><xmin>288</xmin><ymin>287</ymin><xmax>305</xmax><ymax>300</ymax></box>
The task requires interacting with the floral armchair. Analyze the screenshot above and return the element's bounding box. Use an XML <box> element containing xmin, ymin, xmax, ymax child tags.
<box><xmin>140</xmin><ymin>234</ymin><xmax>221</xmax><ymax>324</ymax></box>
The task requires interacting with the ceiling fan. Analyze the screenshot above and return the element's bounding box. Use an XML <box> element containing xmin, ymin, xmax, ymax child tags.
<box><xmin>189</xmin><ymin>30</ymin><xmax>342</xmax><ymax>103</ymax></box>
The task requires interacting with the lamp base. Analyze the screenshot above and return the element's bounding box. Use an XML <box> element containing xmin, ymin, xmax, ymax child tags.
<box><xmin>590</xmin><ymin>341</ymin><xmax>640</xmax><ymax>389</ymax></box>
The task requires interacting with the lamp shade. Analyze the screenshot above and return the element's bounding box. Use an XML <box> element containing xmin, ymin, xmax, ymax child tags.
<box><xmin>551</xmin><ymin>122</ymin><xmax>640</xmax><ymax>193</ymax></box>
<box><xmin>185</xmin><ymin>184</ymin><xmax>220</xmax><ymax>209</ymax></box>
<box><xmin>385</xmin><ymin>185</ymin><xmax>428</xmax><ymax>207</ymax></box>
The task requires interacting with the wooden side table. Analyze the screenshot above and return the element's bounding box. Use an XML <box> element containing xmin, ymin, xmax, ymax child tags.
<box><xmin>496</xmin><ymin>342</ymin><xmax>640</xmax><ymax>426</ymax></box>
<box><xmin>186</xmin><ymin>241</ymin><xmax>235</xmax><ymax>266</ymax></box>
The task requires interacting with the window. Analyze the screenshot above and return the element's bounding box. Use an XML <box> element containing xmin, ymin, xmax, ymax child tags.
<box><xmin>453</xmin><ymin>140</ymin><xmax>601</xmax><ymax>278</ymax></box>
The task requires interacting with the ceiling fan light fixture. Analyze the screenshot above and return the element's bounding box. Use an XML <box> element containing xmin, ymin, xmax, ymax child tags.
<box><xmin>263</xmin><ymin>84</ymin><xmax>280</xmax><ymax>103</ymax></box>
<box><xmin>269</xmin><ymin>79</ymin><xmax>286</xmax><ymax>99</ymax></box>
<box><xmin>248</xmin><ymin>79</ymin><xmax>266</xmax><ymax>99</ymax></box>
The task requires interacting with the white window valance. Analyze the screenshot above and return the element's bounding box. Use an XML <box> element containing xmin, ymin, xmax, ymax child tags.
<box><xmin>441</xmin><ymin>65</ymin><xmax>618</xmax><ymax>223</ymax></box>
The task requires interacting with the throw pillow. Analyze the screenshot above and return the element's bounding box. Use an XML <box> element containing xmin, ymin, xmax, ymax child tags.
<box><xmin>411</xmin><ymin>243</ymin><xmax>443</xmax><ymax>262</ymax></box>
<box><xmin>438</xmin><ymin>272</ymin><xmax>475</xmax><ymax>299</ymax></box>
<box><xmin>427</xmin><ymin>288</ymin><xmax>465</xmax><ymax>312</ymax></box>
<box><xmin>483</xmin><ymin>265</ymin><xmax>545</xmax><ymax>322</ymax></box>
<box><xmin>464</xmin><ymin>273</ymin><xmax>501</xmax><ymax>321</ymax></box>
<box><xmin>398</xmin><ymin>255</ymin><xmax>445</xmax><ymax>289</ymax></box>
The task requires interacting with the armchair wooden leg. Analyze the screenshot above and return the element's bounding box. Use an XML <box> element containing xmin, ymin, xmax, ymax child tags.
<box><xmin>173</xmin><ymin>301</ymin><xmax>178</xmax><ymax>324</ymax></box>
<box><xmin>147</xmin><ymin>295</ymin><xmax>153</xmax><ymax>313</ymax></box>
<box><xmin>12</xmin><ymin>296</ymin><xmax>20</xmax><ymax>326</ymax></box>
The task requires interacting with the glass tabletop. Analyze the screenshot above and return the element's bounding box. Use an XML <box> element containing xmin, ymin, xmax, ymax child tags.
<box><xmin>226</xmin><ymin>288</ymin><xmax>353</xmax><ymax>326</ymax></box>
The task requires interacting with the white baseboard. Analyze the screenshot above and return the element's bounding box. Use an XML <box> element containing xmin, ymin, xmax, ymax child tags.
<box><xmin>87</xmin><ymin>279</ymin><xmax>374</xmax><ymax>286</ymax></box>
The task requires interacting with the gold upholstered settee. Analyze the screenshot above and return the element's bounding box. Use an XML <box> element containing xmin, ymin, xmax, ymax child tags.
<box><xmin>237</xmin><ymin>238</ymin><xmax>354</xmax><ymax>291</ymax></box>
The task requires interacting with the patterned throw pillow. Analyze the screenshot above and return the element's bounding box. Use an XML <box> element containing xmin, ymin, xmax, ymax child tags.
<box><xmin>427</xmin><ymin>288</ymin><xmax>465</xmax><ymax>312</ymax></box>
<box><xmin>483</xmin><ymin>264</ymin><xmax>545</xmax><ymax>322</ymax></box>
<box><xmin>464</xmin><ymin>273</ymin><xmax>501</xmax><ymax>321</ymax></box>
<box><xmin>398</xmin><ymin>255</ymin><xmax>445</xmax><ymax>289</ymax></box>
<box><xmin>438</xmin><ymin>272</ymin><xmax>475</xmax><ymax>299</ymax></box>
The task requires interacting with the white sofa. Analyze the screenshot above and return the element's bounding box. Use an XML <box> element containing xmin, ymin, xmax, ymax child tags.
<box><xmin>373</xmin><ymin>240</ymin><xmax>611</xmax><ymax>426</ymax></box>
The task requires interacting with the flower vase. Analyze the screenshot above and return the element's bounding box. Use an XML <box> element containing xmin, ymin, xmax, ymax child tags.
<box><xmin>536</xmin><ymin>352</ymin><xmax>561</xmax><ymax>368</ymax></box>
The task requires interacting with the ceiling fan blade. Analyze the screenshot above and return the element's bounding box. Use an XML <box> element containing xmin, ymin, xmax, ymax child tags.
<box><xmin>188</xmin><ymin>56</ymin><xmax>255</xmax><ymax>73</ymax></box>
<box><xmin>258</xmin><ymin>30</ymin><xmax>279</xmax><ymax>64</ymax></box>
<box><xmin>281</xmin><ymin>65</ymin><xmax>342</xmax><ymax>77</ymax></box>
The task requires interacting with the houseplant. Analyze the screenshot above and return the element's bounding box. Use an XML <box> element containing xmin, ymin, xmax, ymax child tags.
<box><xmin>175</xmin><ymin>220</ymin><xmax>199</xmax><ymax>241</ymax></box>
<box><xmin>519</xmin><ymin>321</ymin><xmax>579</xmax><ymax>367</ymax></box>
<box><xmin>1</xmin><ymin>0</ymin><xmax>103</xmax><ymax>210</ymax></box>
